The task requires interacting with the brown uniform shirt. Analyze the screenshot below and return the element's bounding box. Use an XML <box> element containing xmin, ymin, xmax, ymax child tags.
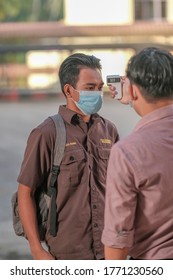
<box><xmin>17</xmin><ymin>105</ymin><xmax>119</xmax><ymax>259</ymax></box>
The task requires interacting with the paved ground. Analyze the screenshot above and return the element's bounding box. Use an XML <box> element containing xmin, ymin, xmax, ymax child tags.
<box><xmin>0</xmin><ymin>96</ymin><xmax>139</xmax><ymax>259</ymax></box>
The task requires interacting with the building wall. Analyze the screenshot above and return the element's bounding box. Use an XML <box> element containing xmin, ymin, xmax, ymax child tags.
<box><xmin>167</xmin><ymin>0</ymin><xmax>173</xmax><ymax>22</ymax></box>
<box><xmin>64</xmin><ymin>0</ymin><xmax>173</xmax><ymax>82</ymax></box>
<box><xmin>64</xmin><ymin>0</ymin><xmax>134</xmax><ymax>25</ymax></box>
<box><xmin>65</xmin><ymin>0</ymin><xmax>173</xmax><ymax>24</ymax></box>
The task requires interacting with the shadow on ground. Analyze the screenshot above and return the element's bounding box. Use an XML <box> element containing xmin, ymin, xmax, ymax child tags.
<box><xmin>0</xmin><ymin>251</ymin><xmax>32</xmax><ymax>260</ymax></box>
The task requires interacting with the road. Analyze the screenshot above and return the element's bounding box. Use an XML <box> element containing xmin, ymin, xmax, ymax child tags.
<box><xmin>0</xmin><ymin>96</ymin><xmax>140</xmax><ymax>259</ymax></box>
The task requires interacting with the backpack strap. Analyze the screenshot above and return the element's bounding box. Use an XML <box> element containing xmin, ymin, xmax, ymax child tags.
<box><xmin>48</xmin><ymin>113</ymin><xmax>66</xmax><ymax>237</ymax></box>
<box><xmin>50</xmin><ymin>114</ymin><xmax>66</xmax><ymax>166</ymax></box>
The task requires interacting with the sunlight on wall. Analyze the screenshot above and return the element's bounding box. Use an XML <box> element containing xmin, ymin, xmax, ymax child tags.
<box><xmin>26</xmin><ymin>50</ymin><xmax>69</xmax><ymax>89</ymax></box>
<box><xmin>27</xmin><ymin>73</ymin><xmax>57</xmax><ymax>89</ymax></box>
<box><xmin>26</xmin><ymin>51</ymin><xmax>60</xmax><ymax>69</ymax></box>
<box><xmin>167</xmin><ymin>0</ymin><xmax>173</xmax><ymax>22</ymax></box>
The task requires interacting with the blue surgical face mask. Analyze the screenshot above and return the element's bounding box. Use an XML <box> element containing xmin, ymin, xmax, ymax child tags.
<box><xmin>74</xmin><ymin>90</ymin><xmax>103</xmax><ymax>115</ymax></box>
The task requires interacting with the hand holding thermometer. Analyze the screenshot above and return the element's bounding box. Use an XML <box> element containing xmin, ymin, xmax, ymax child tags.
<box><xmin>106</xmin><ymin>75</ymin><xmax>122</xmax><ymax>100</ymax></box>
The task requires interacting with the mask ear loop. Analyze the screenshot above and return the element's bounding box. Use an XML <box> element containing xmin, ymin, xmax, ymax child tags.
<box><xmin>64</xmin><ymin>84</ymin><xmax>80</xmax><ymax>102</ymax></box>
<box><xmin>69</xmin><ymin>86</ymin><xmax>81</xmax><ymax>102</ymax></box>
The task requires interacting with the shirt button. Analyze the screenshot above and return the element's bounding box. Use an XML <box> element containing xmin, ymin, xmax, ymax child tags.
<box><xmin>96</xmin><ymin>253</ymin><xmax>103</xmax><ymax>259</ymax></box>
<box><xmin>91</xmin><ymin>185</ymin><xmax>95</xmax><ymax>191</ymax></box>
<box><xmin>93</xmin><ymin>205</ymin><xmax>97</xmax><ymax>209</ymax></box>
<box><xmin>69</xmin><ymin>156</ymin><xmax>74</xmax><ymax>161</ymax></box>
<box><xmin>94</xmin><ymin>223</ymin><xmax>98</xmax><ymax>228</ymax></box>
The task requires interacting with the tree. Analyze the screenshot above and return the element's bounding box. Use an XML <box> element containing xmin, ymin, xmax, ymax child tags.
<box><xmin>0</xmin><ymin>0</ymin><xmax>64</xmax><ymax>22</ymax></box>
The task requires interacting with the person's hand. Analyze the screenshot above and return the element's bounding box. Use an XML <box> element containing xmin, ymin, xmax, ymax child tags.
<box><xmin>108</xmin><ymin>85</ymin><xmax>118</xmax><ymax>99</ymax></box>
<box><xmin>108</xmin><ymin>76</ymin><xmax>132</xmax><ymax>105</ymax></box>
<box><xmin>120</xmin><ymin>76</ymin><xmax>132</xmax><ymax>104</ymax></box>
<box><xmin>31</xmin><ymin>246</ymin><xmax>55</xmax><ymax>260</ymax></box>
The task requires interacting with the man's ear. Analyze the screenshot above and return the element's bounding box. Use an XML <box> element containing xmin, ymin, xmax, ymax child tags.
<box><xmin>131</xmin><ymin>84</ymin><xmax>139</xmax><ymax>100</ymax></box>
<box><xmin>128</xmin><ymin>83</ymin><xmax>134</xmax><ymax>101</ymax></box>
<box><xmin>64</xmin><ymin>84</ymin><xmax>72</xmax><ymax>98</ymax></box>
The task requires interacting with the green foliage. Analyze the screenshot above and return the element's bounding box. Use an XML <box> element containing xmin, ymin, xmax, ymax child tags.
<box><xmin>0</xmin><ymin>53</ymin><xmax>25</xmax><ymax>63</ymax></box>
<box><xmin>0</xmin><ymin>0</ymin><xmax>64</xmax><ymax>64</ymax></box>
<box><xmin>0</xmin><ymin>0</ymin><xmax>64</xmax><ymax>22</ymax></box>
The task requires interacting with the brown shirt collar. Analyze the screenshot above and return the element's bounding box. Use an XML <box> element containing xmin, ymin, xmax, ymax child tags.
<box><xmin>58</xmin><ymin>105</ymin><xmax>105</xmax><ymax>126</ymax></box>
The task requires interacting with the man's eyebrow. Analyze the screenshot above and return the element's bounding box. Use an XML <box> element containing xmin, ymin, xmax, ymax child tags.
<box><xmin>85</xmin><ymin>82</ymin><xmax>104</xmax><ymax>86</ymax></box>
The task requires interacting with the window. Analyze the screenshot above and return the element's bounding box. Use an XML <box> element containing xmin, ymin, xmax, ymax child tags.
<box><xmin>135</xmin><ymin>0</ymin><xmax>167</xmax><ymax>21</ymax></box>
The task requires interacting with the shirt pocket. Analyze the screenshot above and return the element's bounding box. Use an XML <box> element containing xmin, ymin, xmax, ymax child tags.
<box><xmin>59</xmin><ymin>148</ymin><xmax>86</xmax><ymax>188</ymax></box>
<box><xmin>96</xmin><ymin>147</ymin><xmax>111</xmax><ymax>182</ymax></box>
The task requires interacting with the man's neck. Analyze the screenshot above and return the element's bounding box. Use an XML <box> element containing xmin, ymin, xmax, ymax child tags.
<box><xmin>138</xmin><ymin>99</ymin><xmax>173</xmax><ymax>117</ymax></box>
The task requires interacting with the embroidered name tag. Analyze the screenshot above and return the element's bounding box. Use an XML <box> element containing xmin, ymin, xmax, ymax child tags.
<box><xmin>65</xmin><ymin>142</ymin><xmax>77</xmax><ymax>147</ymax></box>
<box><xmin>100</xmin><ymin>139</ymin><xmax>112</xmax><ymax>144</ymax></box>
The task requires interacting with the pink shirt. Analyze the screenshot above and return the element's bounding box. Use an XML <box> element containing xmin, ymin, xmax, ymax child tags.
<box><xmin>102</xmin><ymin>104</ymin><xmax>173</xmax><ymax>259</ymax></box>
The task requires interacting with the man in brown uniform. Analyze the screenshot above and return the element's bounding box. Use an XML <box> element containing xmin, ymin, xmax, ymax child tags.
<box><xmin>17</xmin><ymin>53</ymin><xmax>119</xmax><ymax>260</ymax></box>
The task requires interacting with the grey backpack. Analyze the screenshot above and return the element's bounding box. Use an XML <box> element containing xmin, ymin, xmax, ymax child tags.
<box><xmin>11</xmin><ymin>114</ymin><xmax>66</xmax><ymax>241</ymax></box>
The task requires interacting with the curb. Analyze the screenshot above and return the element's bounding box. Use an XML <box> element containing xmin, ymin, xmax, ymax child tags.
<box><xmin>0</xmin><ymin>89</ymin><xmax>64</xmax><ymax>102</ymax></box>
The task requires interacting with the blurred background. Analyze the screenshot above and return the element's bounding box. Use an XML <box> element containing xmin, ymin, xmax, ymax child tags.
<box><xmin>1</xmin><ymin>0</ymin><xmax>173</xmax><ymax>97</ymax></box>
<box><xmin>0</xmin><ymin>0</ymin><xmax>173</xmax><ymax>259</ymax></box>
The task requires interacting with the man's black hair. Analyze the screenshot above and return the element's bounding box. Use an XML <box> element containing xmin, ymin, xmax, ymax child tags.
<box><xmin>59</xmin><ymin>53</ymin><xmax>102</xmax><ymax>93</ymax></box>
<box><xmin>126</xmin><ymin>47</ymin><xmax>173</xmax><ymax>102</ymax></box>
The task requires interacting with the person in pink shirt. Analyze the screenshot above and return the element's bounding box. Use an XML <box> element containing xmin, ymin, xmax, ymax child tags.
<box><xmin>102</xmin><ymin>47</ymin><xmax>173</xmax><ymax>260</ymax></box>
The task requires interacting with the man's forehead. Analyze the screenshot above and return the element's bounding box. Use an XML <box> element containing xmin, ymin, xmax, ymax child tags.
<box><xmin>83</xmin><ymin>82</ymin><xmax>104</xmax><ymax>86</ymax></box>
<box><xmin>78</xmin><ymin>68</ymin><xmax>103</xmax><ymax>83</ymax></box>
<box><xmin>79</xmin><ymin>67</ymin><xmax>100</xmax><ymax>75</ymax></box>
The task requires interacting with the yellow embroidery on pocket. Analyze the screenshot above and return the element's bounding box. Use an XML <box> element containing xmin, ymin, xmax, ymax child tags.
<box><xmin>65</xmin><ymin>142</ymin><xmax>77</xmax><ymax>147</ymax></box>
<box><xmin>100</xmin><ymin>139</ymin><xmax>112</xmax><ymax>144</ymax></box>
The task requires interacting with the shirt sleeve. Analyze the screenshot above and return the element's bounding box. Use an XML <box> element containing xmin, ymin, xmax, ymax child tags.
<box><xmin>17</xmin><ymin>126</ymin><xmax>53</xmax><ymax>190</ymax></box>
<box><xmin>102</xmin><ymin>143</ymin><xmax>138</xmax><ymax>248</ymax></box>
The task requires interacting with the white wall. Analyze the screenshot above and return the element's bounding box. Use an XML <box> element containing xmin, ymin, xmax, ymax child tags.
<box><xmin>167</xmin><ymin>0</ymin><xmax>173</xmax><ymax>22</ymax></box>
<box><xmin>64</xmin><ymin>0</ymin><xmax>134</xmax><ymax>25</ymax></box>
